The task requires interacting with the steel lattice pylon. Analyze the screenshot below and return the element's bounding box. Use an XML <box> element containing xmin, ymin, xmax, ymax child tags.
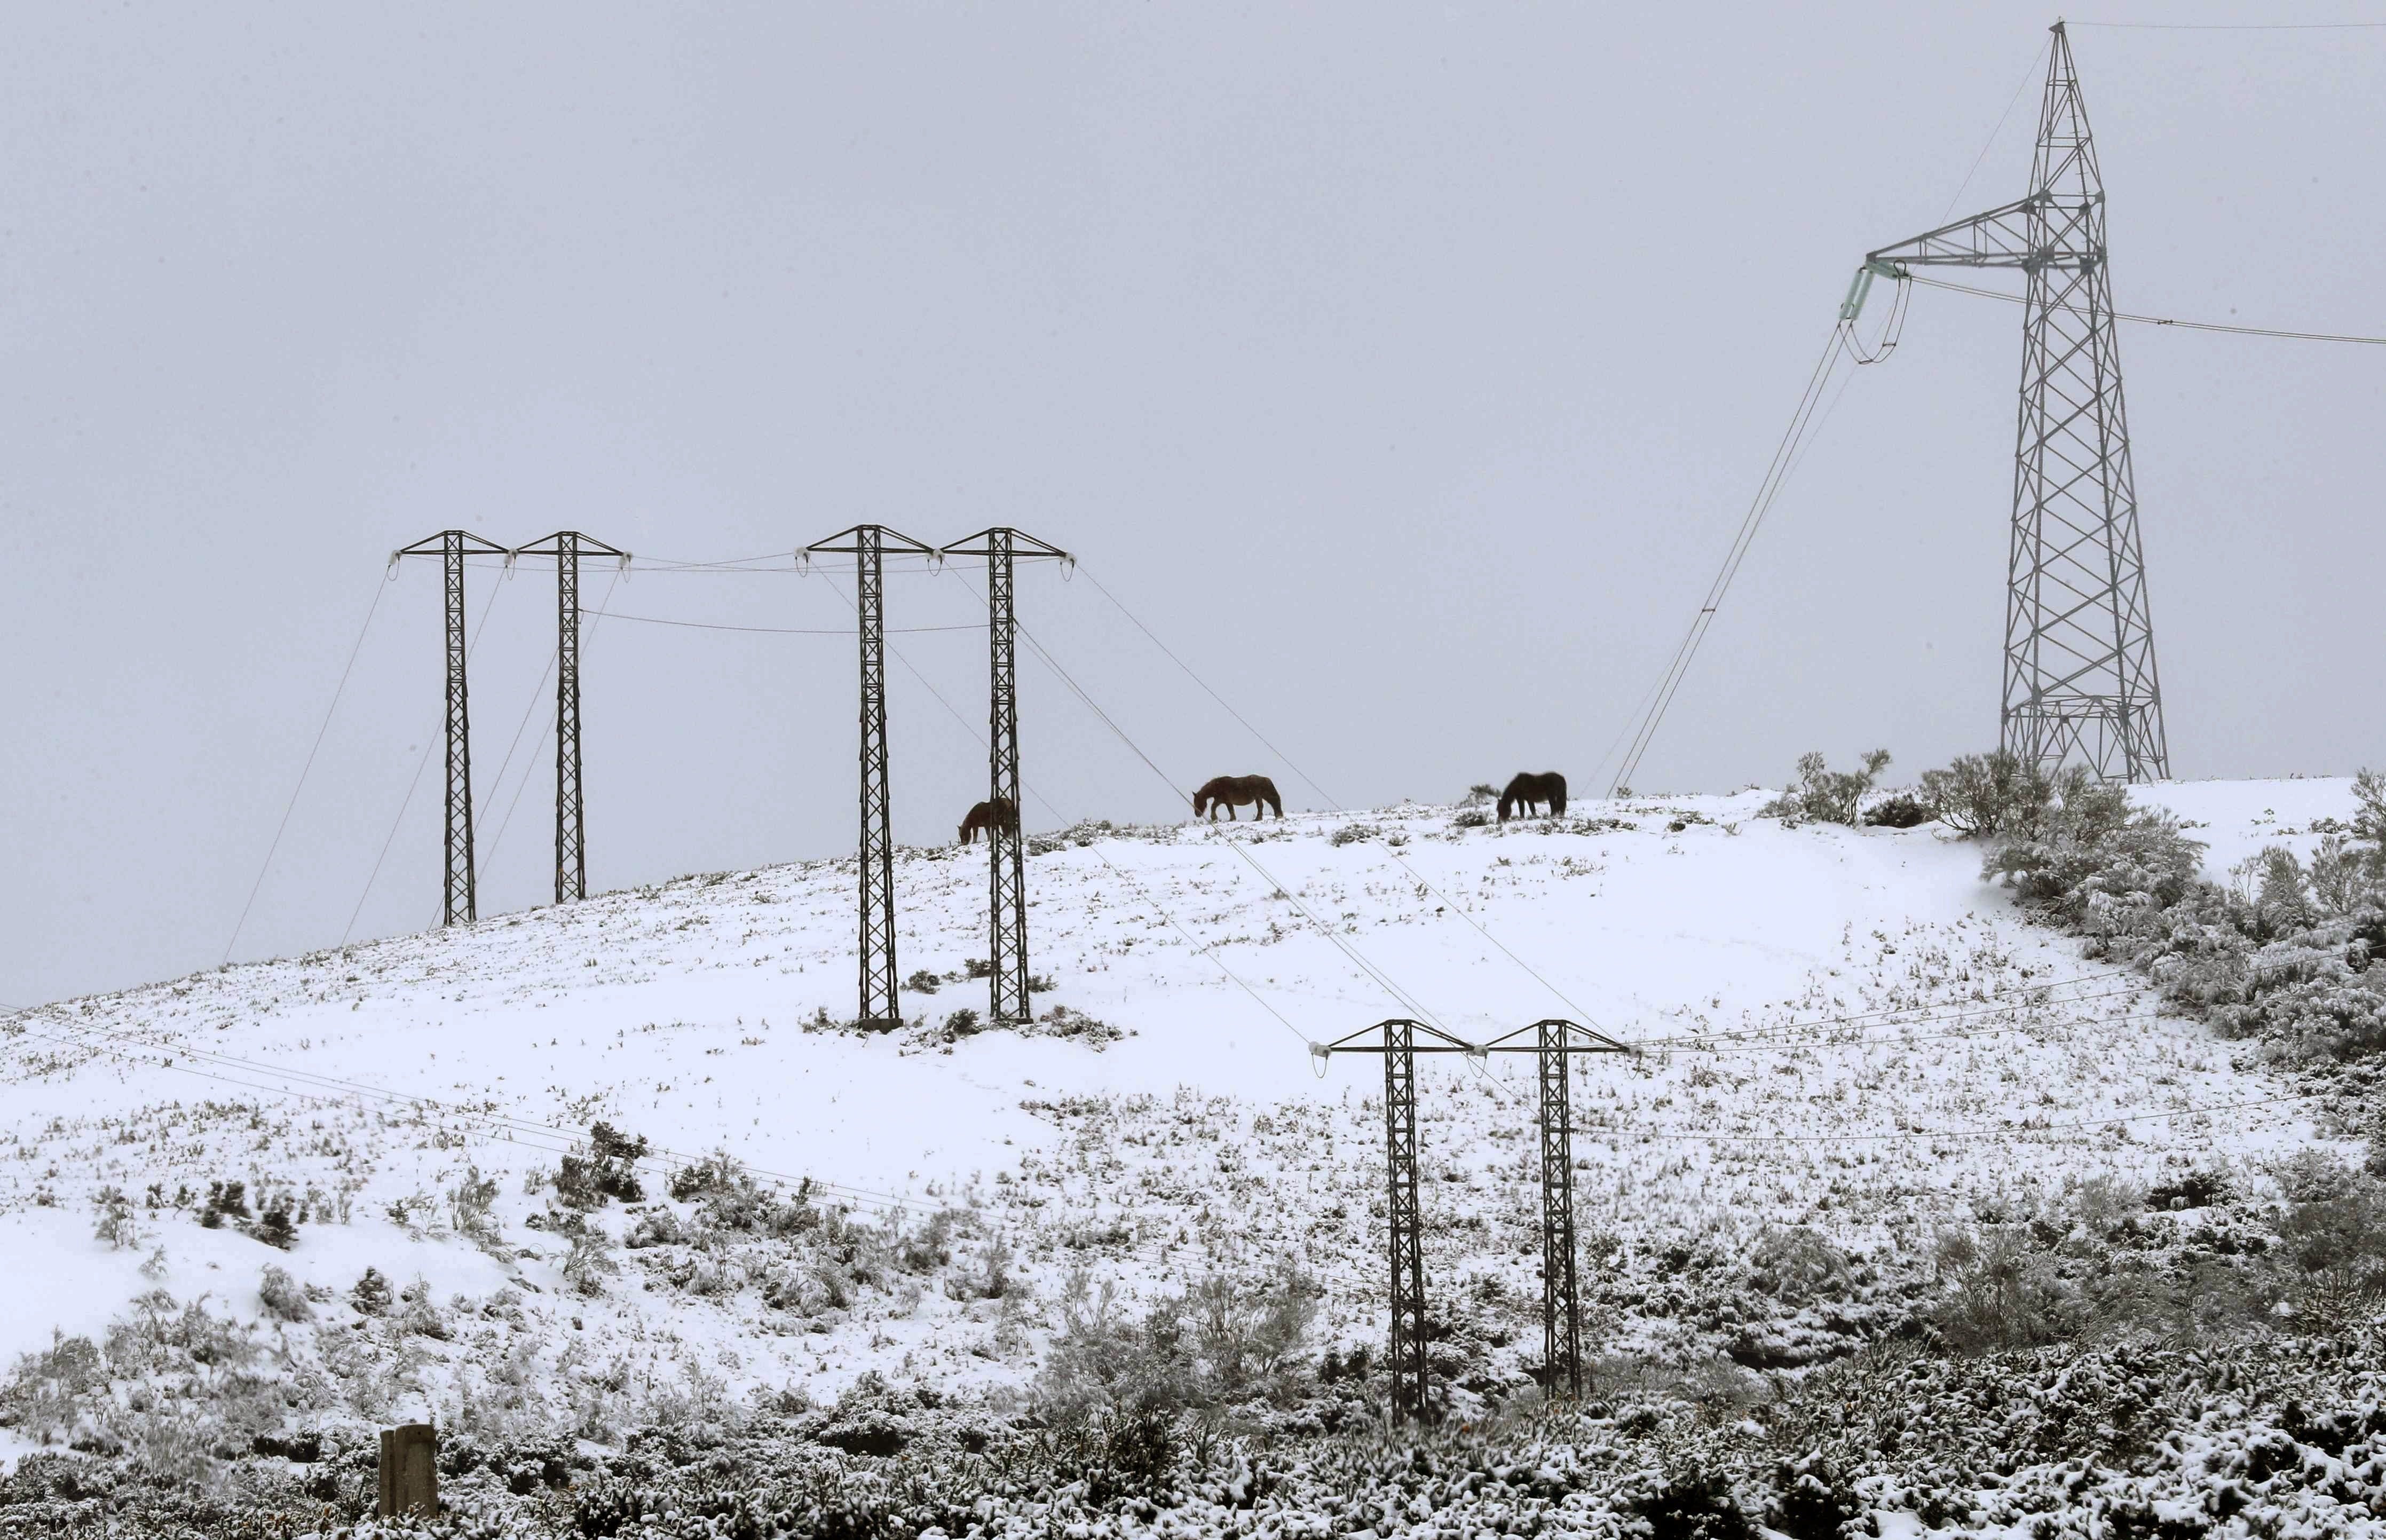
<box><xmin>804</xmin><ymin>525</ymin><xmax>935</xmax><ymax>1029</ymax></box>
<box><xmin>514</xmin><ymin>532</ymin><xmax>629</xmax><ymax>905</ymax></box>
<box><xmin>1483</xmin><ymin>1018</ymin><xmax>1633</xmax><ymax>1399</ymax></box>
<box><xmin>1858</xmin><ymin>22</ymin><xmax>2169</xmax><ymax>783</ymax></box>
<box><xmin>1316</xmin><ymin>1018</ymin><xmax>1479</xmax><ymax>1423</ymax></box>
<box><xmin>393</xmin><ymin>531</ymin><xmax>508</xmax><ymax>925</ymax></box>
<box><xmin>939</xmin><ymin>528</ymin><xmax>1070</xmax><ymax>1024</ymax></box>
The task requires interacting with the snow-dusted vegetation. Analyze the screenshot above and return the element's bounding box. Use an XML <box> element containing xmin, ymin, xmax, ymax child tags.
<box><xmin>6</xmin><ymin>767</ymin><xmax>2386</xmax><ymax>1535</ymax></box>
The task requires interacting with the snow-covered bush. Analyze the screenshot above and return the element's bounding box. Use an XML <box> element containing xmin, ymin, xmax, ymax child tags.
<box><xmin>257</xmin><ymin>1265</ymin><xmax>312</xmax><ymax>1323</ymax></box>
<box><xmin>1759</xmin><ymin>750</ymin><xmax>1892</xmax><ymax>827</ymax></box>
<box><xmin>1033</xmin><ymin>1261</ymin><xmax>1321</xmax><ymax>1419</ymax></box>
<box><xmin>91</xmin><ymin>1185</ymin><xmax>141</xmax><ymax>1251</ymax></box>
<box><xmin>555</xmin><ymin>1122</ymin><xmax>647</xmax><ymax>1209</ymax></box>
<box><xmin>1861</xmin><ymin>792</ymin><xmax>1931</xmax><ymax>829</ymax></box>
<box><xmin>1918</xmin><ymin>750</ymin><xmax>2054</xmax><ymax>837</ymax></box>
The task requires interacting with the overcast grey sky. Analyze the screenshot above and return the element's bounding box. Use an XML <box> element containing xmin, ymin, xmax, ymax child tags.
<box><xmin>3</xmin><ymin>3</ymin><xmax>2380</xmax><ymax>1007</ymax></box>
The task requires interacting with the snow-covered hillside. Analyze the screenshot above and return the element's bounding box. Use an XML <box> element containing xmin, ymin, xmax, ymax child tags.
<box><xmin>0</xmin><ymin>776</ymin><xmax>2355</xmax><ymax>1460</ymax></box>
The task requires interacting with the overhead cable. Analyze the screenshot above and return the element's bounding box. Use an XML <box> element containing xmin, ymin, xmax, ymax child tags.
<box><xmin>1608</xmin><ymin>326</ymin><xmax>1851</xmax><ymax>796</ymax></box>
<box><xmin>224</xmin><ymin>575</ymin><xmax>390</xmax><ymax>964</ymax></box>
<box><xmin>1908</xmin><ymin>273</ymin><xmax>2386</xmax><ymax>345</ymax></box>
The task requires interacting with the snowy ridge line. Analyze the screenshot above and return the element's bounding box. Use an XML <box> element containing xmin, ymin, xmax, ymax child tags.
<box><xmin>1009</xmin><ymin>617</ymin><xmax>1457</xmax><ymax>1033</ymax></box>
<box><xmin>865</xmin><ymin>590</ymin><xmax>1316</xmax><ymax>1054</ymax></box>
<box><xmin>1040</xmin><ymin>567</ymin><xmax>1605</xmax><ymax>1029</ymax></box>
<box><xmin>1571</xmin><ymin>1084</ymin><xmax>2329</xmax><ymax>1146</ymax></box>
<box><xmin>1</xmin><ymin>1014</ymin><xmax>907</xmax><ymax>1214</ymax></box>
<box><xmin>1623</xmin><ymin>969</ymin><xmax>2139</xmax><ymax>1049</ymax></box>
<box><xmin>223</xmin><ymin>574</ymin><xmax>389</xmax><ymax>965</ymax></box>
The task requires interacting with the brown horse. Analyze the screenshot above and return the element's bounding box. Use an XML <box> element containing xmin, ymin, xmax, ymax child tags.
<box><xmin>959</xmin><ymin>797</ymin><xmax>1020</xmax><ymax>845</ymax></box>
<box><xmin>1194</xmin><ymin>774</ymin><xmax>1283</xmax><ymax>822</ymax></box>
<box><xmin>1497</xmin><ymin>772</ymin><xmax>1567</xmax><ymax>823</ymax></box>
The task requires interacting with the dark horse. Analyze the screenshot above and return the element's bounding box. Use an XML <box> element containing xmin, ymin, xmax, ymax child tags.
<box><xmin>1497</xmin><ymin>772</ymin><xmax>1567</xmax><ymax>823</ymax></box>
<box><xmin>958</xmin><ymin>797</ymin><xmax>1020</xmax><ymax>845</ymax></box>
<box><xmin>1194</xmin><ymin>774</ymin><xmax>1283</xmax><ymax>822</ymax></box>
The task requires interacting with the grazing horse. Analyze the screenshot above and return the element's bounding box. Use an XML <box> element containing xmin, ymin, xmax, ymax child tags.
<box><xmin>1497</xmin><ymin>772</ymin><xmax>1568</xmax><ymax>823</ymax></box>
<box><xmin>959</xmin><ymin>797</ymin><xmax>1020</xmax><ymax>846</ymax></box>
<box><xmin>1194</xmin><ymin>774</ymin><xmax>1283</xmax><ymax>822</ymax></box>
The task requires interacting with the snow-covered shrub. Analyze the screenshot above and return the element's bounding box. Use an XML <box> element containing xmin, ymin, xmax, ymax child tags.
<box><xmin>1629</xmin><ymin>1467</ymin><xmax>1755</xmax><ymax>1540</ymax></box>
<box><xmin>197</xmin><ymin>1179</ymin><xmax>250</xmax><ymax>1229</ymax></box>
<box><xmin>449</xmin><ymin>1163</ymin><xmax>501</xmax><ymax>1241</ymax></box>
<box><xmin>1329</xmin><ymin>823</ymin><xmax>1381</xmax><ymax>847</ymax></box>
<box><xmin>248</xmin><ymin>1194</ymin><xmax>297</xmax><ymax>1250</ymax></box>
<box><xmin>559</xmin><ymin>1217</ymin><xmax>620</xmax><ymax>1297</ymax></box>
<box><xmin>1027</xmin><ymin>1004</ymin><xmax>1126</xmax><ymax>1047</ymax></box>
<box><xmin>1927</xmin><ymin>1229</ymin><xmax>2081</xmax><ymax>1353</ymax></box>
<box><xmin>1917</xmin><ymin>750</ymin><xmax>2053</xmax><ymax>837</ymax></box>
<box><xmin>1745</xmin><ymin>1228</ymin><xmax>1848</xmax><ymax>1308</ymax></box>
<box><xmin>556</xmin><ymin>1121</ymin><xmax>647</xmax><ymax>1209</ymax></box>
<box><xmin>92</xmin><ymin>1184</ymin><xmax>141</xmax><ymax>1250</ymax></box>
<box><xmin>1862</xmin><ymin>792</ymin><xmax>1931</xmax><ymax>829</ymax></box>
<box><xmin>257</xmin><ymin>1265</ymin><xmax>311</xmax><ymax>1322</ymax></box>
<box><xmin>1033</xmin><ymin>1262</ymin><xmax>1320</xmax><ymax>1419</ymax></box>
<box><xmin>1984</xmin><ymin>767</ymin><xmax>2201</xmax><ymax>927</ymax></box>
<box><xmin>1759</xmin><ymin>751</ymin><xmax>1892</xmax><ymax>827</ymax></box>
<box><xmin>350</xmin><ymin>1266</ymin><xmax>392</xmax><ymax>1316</ymax></box>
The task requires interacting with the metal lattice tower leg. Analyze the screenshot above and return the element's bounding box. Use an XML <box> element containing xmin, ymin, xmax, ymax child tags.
<box><xmin>1383</xmin><ymin>1021</ymin><xmax>1428</xmax><ymax>1423</ymax></box>
<box><xmin>553</xmin><ymin>533</ymin><xmax>585</xmax><ymax>905</ymax></box>
<box><xmin>985</xmin><ymin>531</ymin><xmax>1031</xmax><ymax>1024</ymax></box>
<box><xmin>2003</xmin><ymin>26</ymin><xmax>2167</xmax><ymax>782</ymax></box>
<box><xmin>440</xmin><ymin>533</ymin><xmax>476</xmax><ymax>926</ymax></box>
<box><xmin>855</xmin><ymin>526</ymin><xmax>901</xmax><ymax>1028</ymax></box>
<box><xmin>1538</xmin><ymin>1023</ymin><xmax>1581</xmax><ymax>1398</ymax></box>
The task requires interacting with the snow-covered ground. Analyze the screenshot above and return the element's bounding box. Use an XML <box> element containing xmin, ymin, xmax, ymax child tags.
<box><xmin>0</xmin><ymin>777</ymin><xmax>2358</xmax><ymax>1439</ymax></box>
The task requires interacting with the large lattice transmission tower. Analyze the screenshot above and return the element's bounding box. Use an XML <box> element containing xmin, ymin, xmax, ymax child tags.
<box><xmin>392</xmin><ymin>530</ymin><xmax>510</xmax><ymax>925</ymax></box>
<box><xmin>802</xmin><ymin>524</ymin><xmax>936</xmax><ymax>1030</ymax></box>
<box><xmin>513</xmin><ymin>532</ymin><xmax>630</xmax><ymax>905</ymax></box>
<box><xmin>939</xmin><ymin>528</ymin><xmax>1071</xmax><ymax>1026</ymax></box>
<box><xmin>1855</xmin><ymin>21</ymin><xmax>2169</xmax><ymax>782</ymax></box>
<box><xmin>1314</xmin><ymin>1018</ymin><xmax>1481</xmax><ymax>1423</ymax></box>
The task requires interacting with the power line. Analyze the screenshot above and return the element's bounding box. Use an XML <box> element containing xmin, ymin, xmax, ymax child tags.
<box><xmin>2073</xmin><ymin>19</ymin><xmax>2386</xmax><ymax>29</ymax></box>
<box><xmin>1609</xmin><ymin>326</ymin><xmax>1852</xmax><ymax>796</ymax></box>
<box><xmin>582</xmin><ymin>607</ymin><xmax>983</xmax><ymax>636</ymax></box>
<box><xmin>1007</xmin><ymin>620</ymin><xmax>1456</xmax><ymax>1032</ymax></box>
<box><xmin>484</xmin><ymin>567</ymin><xmax>626</xmax><ymax>885</ymax></box>
<box><xmin>223</xmin><ymin>575</ymin><xmax>390</xmax><ymax>964</ymax></box>
<box><xmin>1071</xmin><ymin>564</ymin><xmax>1604</xmax><ymax>1035</ymax></box>
<box><xmin>1908</xmin><ymin>272</ymin><xmax>2386</xmax><ymax>346</ymax></box>
<box><xmin>343</xmin><ymin>576</ymin><xmax>504</xmax><ymax>945</ymax></box>
<box><xmin>823</xmin><ymin>576</ymin><xmax>1317</xmax><ymax>1053</ymax></box>
<box><xmin>1939</xmin><ymin>40</ymin><xmax>2053</xmax><ymax>224</ymax></box>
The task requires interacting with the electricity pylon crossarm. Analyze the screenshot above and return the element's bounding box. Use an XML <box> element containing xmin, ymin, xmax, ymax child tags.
<box><xmin>1852</xmin><ymin>21</ymin><xmax>2170</xmax><ymax>783</ymax></box>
